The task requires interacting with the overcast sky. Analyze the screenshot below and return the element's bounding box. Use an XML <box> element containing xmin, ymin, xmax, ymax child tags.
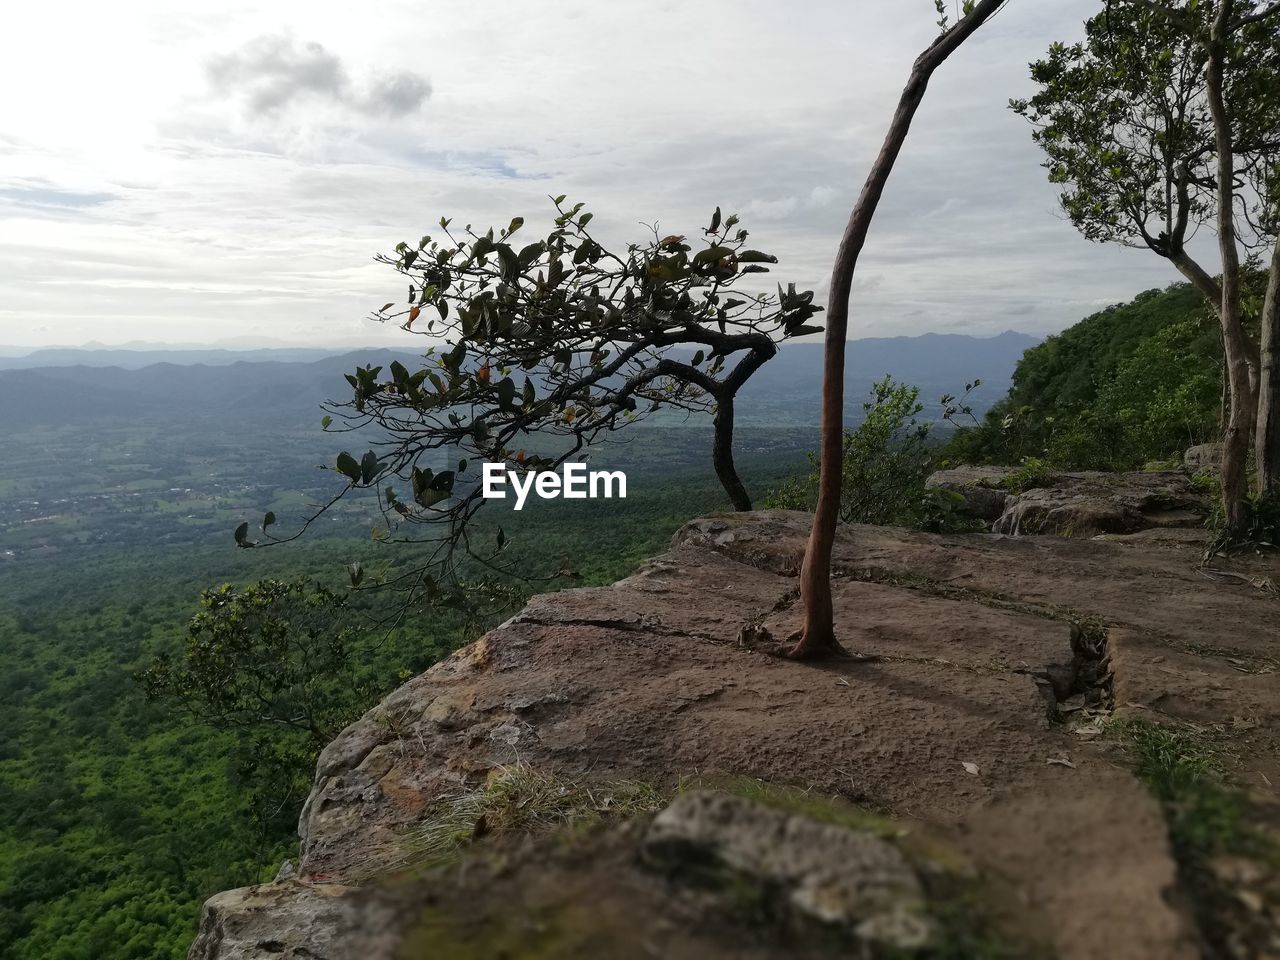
<box><xmin>0</xmin><ymin>0</ymin><xmax>1183</xmax><ymax>350</ymax></box>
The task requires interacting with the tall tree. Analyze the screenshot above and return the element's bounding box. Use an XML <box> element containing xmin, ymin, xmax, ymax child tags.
<box><xmin>790</xmin><ymin>0</ymin><xmax>1009</xmax><ymax>659</ymax></box>
<box><xmin>1011</xmin><ymin>0</ymin><xmax>1280</xmax><ymax>529</ymax></box>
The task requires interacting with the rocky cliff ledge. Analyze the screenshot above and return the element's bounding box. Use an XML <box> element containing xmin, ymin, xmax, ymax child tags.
<box><xmin>190</xmin><ymin>511</ymin><xmax>1280</xmax><ymax>960</ymax></box>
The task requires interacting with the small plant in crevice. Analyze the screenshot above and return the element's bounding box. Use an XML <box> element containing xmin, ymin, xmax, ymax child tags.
<box><xmin>1112</xmin><ymin>719</ymin><xmax>1253</xmax><ymax>858</ymax></box>
<box><xmin>1110</xmin><ymin>717</ymin><xmax>1280</xmax><ymax>956</ymax></box>
<box><xmin>997</xmin><ymin>456</ymin><xmax>1053</xmax><ymax>495</ymax></box>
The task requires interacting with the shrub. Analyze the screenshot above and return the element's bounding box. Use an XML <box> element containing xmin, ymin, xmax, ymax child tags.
<box><xmin>767</xmin><ymin>377</ymin><xmax>980</xmax><ymax>532</ymax></box>
<box><xmin>999</xmin><ymin>457</ymin><xmax>1053</xmax><ymax>494</ymax></box>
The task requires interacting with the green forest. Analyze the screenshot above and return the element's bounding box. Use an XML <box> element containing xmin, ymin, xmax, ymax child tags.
<box><xmin>945</xmin><ymin>281</ymin><xmax>1225</xmax><ymax>469</ymax></box>
<box><xmin>0</xmin><ymin>446</ymin><xmax>786</xmax><ymax>959</ymax></box>
<box><xmin>3</xmin><ymin>0</ymin><xmax>1280</xmax><ymax>956</ymax></box>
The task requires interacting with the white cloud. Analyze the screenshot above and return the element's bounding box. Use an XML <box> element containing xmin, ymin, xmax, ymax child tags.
<box><xmin>0</xmin><ymin>0</ymin><xmax>1186</xmax><ymax>349</ymax></box>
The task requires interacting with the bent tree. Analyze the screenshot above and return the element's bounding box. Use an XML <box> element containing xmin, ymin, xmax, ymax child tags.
<box><xmin>790</xmin><ymin>0</ymin><xmax>1008</xmax><ymax>659</ymax></box>
<box><xmin>243</xmin><ymin>201</ymin><xmax>821</xmax><ymax>615</ymax></box>
<box><xmin>1011</xmin><ymin>0</ymin><xmax>1280</xmax><ymax>527</ymax></box>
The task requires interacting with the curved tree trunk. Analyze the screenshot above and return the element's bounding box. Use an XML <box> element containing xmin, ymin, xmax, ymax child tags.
<box><xmin>1256</xmin><ymin>235</ymin><xmax>1280</xmax><ymax>497</ymax></box>
<box><xmin>791</xmin><ymin>0</ymin><xmax>1007</xmax><ymax>659</ymax></box>
<box><xmin>712</xmin><ymin>394</ymin><xmax>752</xmax><ymax>511</ymax></box>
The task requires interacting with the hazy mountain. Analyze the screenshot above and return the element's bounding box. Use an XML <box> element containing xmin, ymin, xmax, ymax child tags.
<box><xmin>0</xmin><ymin>346</ymin><xmax>341</xmax><ymax>370</ymax></box>
<box><xmin>735</xmin><ymin>331</ymin><xmax>1039</xmax><ymax>423</ymax></box>
<box><xmin>0</xmin><ymin>332</ymin><xmax>1039</xmax><ymax>431</ymax></box>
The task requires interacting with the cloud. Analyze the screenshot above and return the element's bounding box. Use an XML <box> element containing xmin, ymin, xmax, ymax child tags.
<box><xmin>206</xmin><ymin>34</ymin><xmax>430</xmax><ymax>119</ymax></box>
<box><xmin>0</xmin><ymin>0</ymin><xmax>1196</xmax><ymax>349</ymax></box>
<box><xmin>362</xmin><ymin>70</ymin><xmax>433</xmax><ymax>118</ymax></box>
<box><xmin>0</xmin><ymin>180</ymin><xmax>116</xmax><ymax>210</ymax></box>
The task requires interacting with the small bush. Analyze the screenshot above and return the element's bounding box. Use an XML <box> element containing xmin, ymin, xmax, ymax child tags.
<box><xmin>766</xmin><ymin>377</ymin><xmax>980</xmax><ymax>532</ymax></box>
<box><xmin>999</xmin><ymin>457</ymin><xmax>1053</xmax><ymax>494</ymax></box>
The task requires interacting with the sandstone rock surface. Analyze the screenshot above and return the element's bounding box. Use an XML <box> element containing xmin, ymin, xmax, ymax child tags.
<box><xmin>192</xmin><ymin>511</ymin><xmax>1280</xmax><ymax>960</ymax></box>
<box><xmin>928</xmin><ymin>466</ymin><xmax>1211</xmax><ymax>539</ymax></box>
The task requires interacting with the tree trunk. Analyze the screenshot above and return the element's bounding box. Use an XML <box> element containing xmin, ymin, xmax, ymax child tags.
<box><xmin>791</xmin><ymin>0</ymin><xmax>1006</xmax><ymax>659</ymax></box>
<box><xmin>712</xmin><ymin>393</ymin><xmax>752</xmax><ymax>511</ymax></box>
<box><xmin>1256</xmin><ymin>235</ymin><xmax>1280</xmax><ymax>496</ymax></box>
<box><xmin>1205</xmin><ymin>0</ymin><xmax>1254</xmax><ymax>535</ymax></box>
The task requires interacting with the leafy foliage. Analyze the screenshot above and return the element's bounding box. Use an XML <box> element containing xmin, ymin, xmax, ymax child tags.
<box><xmin>137</xmin><ymin>579</ymin><xmax>374</xmax><ymax>747</ymax></box>
<box><xmin>998</xmin><ymin>457</ymin><xmax>1052</xmax><ymax>494</ymax></box>
<box><xmin>0</xmin><ymin>445</ymin><xmax>776</xmax><ymax>958</ymax></box>
<box><xmin>251</xmin><ymin>199</ymin><xmax>822</xmax><ymax>616</ymax></box>
<box><xmin>767</xmin><ymin>376</ymin><xmax>981</xmax><ymax>532</ymax></box>
<box><xmin>1010</xmin><ymin>1</ymin><xmax>1279</xmax><ymax>259</ymax></box>
<box><xmin>945</xmin><ymin>283</ymin><xmax>1224</xmax><ymax>469</ymax></box>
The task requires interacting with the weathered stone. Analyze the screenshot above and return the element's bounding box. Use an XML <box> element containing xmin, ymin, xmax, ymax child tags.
<box><xmin>926</xmin><ymin>467</ymin><xmax>1009</xmax><ymax>521</ymax></box>
<box><xmin>189</xmin><ymin>794</ymin><xmax>953</xmax><ymax>960</ymax></box>
<box><xmin>993</xmin><ymin>489</ymin><xmax>1145</xmax><ymax>537</ymax></box>
<box><xmin>187</xmin><ymin>881</ymin><xmax>402</xmax><ymax>960</ymax></box>
<box><xmin>189</xmin><ymin>510</ymin><xmax>1280</xmax><ymax>960</ymax></box>
<box><xmin>1184</xmin><ymin>442</ymin><xmax>1223</xmax><ymax>469</ymax></box>
<box><xmin>991</xmin><ymin>469</ymin><xmax>1208</xmax><ymax>538</ymax></box>
<box><xmin>645</xmin><ymin>791</ymin><xmax>927</xmax><ymax>947</ymax></box>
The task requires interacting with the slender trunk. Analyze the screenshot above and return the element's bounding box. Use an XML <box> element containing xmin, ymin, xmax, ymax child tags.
<box><xmin>1256</xmin><ymin>235</ymin><xmax>1280</xmax><ymax>496</ymax></box>
<box><xmin>792</xmin><ymin>0</ymin><xmax>1006</xmax><ymax>659</ymax></box>
<box><xmin>1205</xmin><ymin>0</ymin><xmax>1253</xmax><ymax>534</ymax></box>
<box><xmin>712</xmin><ymin>393</ymin><xmax>752</xmax><ymax>511</ymax></box>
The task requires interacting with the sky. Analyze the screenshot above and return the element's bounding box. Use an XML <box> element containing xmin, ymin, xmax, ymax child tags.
<box><xmin>0</xmin><ymin>0</ymin><xmax>1186</xmax><ymax>351</ymax></box>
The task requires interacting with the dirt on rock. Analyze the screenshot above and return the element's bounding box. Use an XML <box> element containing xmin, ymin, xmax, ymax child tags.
<box><xmin>195</xmin><ymin>511</ymin><xmax>1280</xmax><ymax>960</ymax></box>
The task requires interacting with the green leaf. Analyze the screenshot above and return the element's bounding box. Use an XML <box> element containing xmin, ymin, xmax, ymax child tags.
<box><xmin>693</xmin><ymin>245</ymin><xmax>733</xmax><ymax>266</ymax></box>
<box><xmin>321</xmin><ymin>415</ymin><xmax>332</xmax><ymax>429</ymax></box>
<box><xmin>349</xmin><ymin>562</ymin><xmax>364</xmax><ymax>587</ymax></box>
<box><xmin>262</xmin><ymin>512</ymin><xmax>276</xmax><ymax>531</ymax></box>
<box><xmin>507</xmin><ymin>216</ymin><xmax>524</xmax><ymax>235</ymax></box>
<box><xmin>336</xmin><ymin>452</ymin><xmax>362</xmax><ymax>482</ymax></box>
<box><xmin>234</xmin><ymin>522</ymin><xmax>250</xmax><ymax>546</ymax></box>
<box><xmin>735</xmin><ymin>250</ymin><xmax>778</xmax><ymax>263</ymax></box>
<box><xmin>497</xmin><ymin>527</ymin><xmax>506</xmax><ymax>549</ymax></box>
<box><xmin>517</xmin><ymin>241</ymin><xmax>546</xmax><ymax>269</ymax></box>
<box><xmin>691</xmin><ymin>350</ymin><xmax>705</xmax><ymax>366</ymax></box>
<box><xmin>360</xmin><ymin>451</ymin><xmax>380</xmax><ymax>485</ymax></box>
<box><xmin>496</xmin><ymin>377</ymin><xmax>517</xmax><ymax>411</ymax></box>
<box><xmin>710</xmin><ymin>206</ymin><xmax>721</xmax><ymax>232</ymax></box>
<box><xmin>497</xmin><ymin>243</ymin><xmax>518</xmax><ymax>276</ymax></box>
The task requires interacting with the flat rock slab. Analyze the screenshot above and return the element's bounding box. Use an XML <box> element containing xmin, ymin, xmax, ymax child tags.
<box><xmin>202</xmin><ymin>511</ymin><xmax>1280</xmax><ymax>960</ymax></box>
<box><xmin>928</xmin><ymin>466</ymin><xmax>1211</xmax><ymax>537</ymax></box>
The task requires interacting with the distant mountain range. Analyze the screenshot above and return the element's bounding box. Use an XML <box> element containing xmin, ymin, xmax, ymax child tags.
<box><xmin>0</xmin><ymin>332</ymin><xmax>1040</xmax><ymax>431</ymax></box>
<box><xmin>0</xmin><ymin>346</ymin><xmax>342</xmax><ymax>370</ymax></box>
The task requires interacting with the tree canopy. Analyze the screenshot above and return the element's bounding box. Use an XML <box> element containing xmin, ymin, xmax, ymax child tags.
<box><xmin>1011</xmin><ymin>0</ymin><xmax>1280</xmax><ymax>529</ymax></box>
<box><xmin>246</xmin><ymin>199</ymin><xmax>821</xmax><ymax>614</ymax></box>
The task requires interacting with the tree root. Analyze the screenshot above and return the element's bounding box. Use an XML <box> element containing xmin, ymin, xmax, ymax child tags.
<box><xmin>736</xmin><ymin>623</ymin><xmax>860</xmax><ymax>662</ymax></box>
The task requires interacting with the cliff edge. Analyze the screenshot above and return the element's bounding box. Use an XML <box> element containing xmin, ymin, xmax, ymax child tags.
<box><xmin>190</xmin><ymin>511</ymin><xmax>1280</xmax><ymax>959</ymax></box>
